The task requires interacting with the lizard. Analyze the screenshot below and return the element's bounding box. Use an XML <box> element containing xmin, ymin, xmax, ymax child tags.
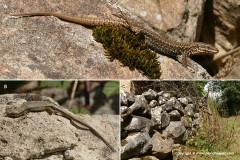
<box><xmin>5</xmin><ymin>100</ymin><xmax>116</xmax><ymax>152</ymax></box>
<box><xmin>10</xmin><ymin>12</ymin><xmax>219</xmax><ymax>67</ymax></box>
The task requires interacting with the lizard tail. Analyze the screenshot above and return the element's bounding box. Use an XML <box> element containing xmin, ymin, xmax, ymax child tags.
<box><xmin>10</xmin><ymin>12</ymin><xmax>129</xmax><ymax>28</ymax></box>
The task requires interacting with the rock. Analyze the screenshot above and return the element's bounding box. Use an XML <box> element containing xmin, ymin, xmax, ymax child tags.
<box><xmin>178</xmin><ymin>97</ymin><xmax>192</xmax><ymax>106</ymax></box>
<box><xmin>163</xmin><ymin>93</ymin><xmax>171</xmax><ymax>99</ymax></box>
<box><xmin>121</xmin><ymin>130</ymin><xmax>128</xmax><ymax>139</ymax></box>
<box><xmin>151</xmin><ymin>111</ymin><xmax>170</xmax><ymax>129</ymax></box>
<box><xmin>129</xmin><ymin>156</ymin><xmax>159</xmax><ymax>160</ymax></box>
<box><xmin>1</xmin><ymin>0</ymin><xmax>149</xmax><ymax>79</ymax></box>
<box><xmin>121</xmin><ymin>132</ymin><xmax>152</xmax><ymax>159</ymax></box>
<box><xmin>211</xmin><ymin>0</ymin><xmax>240</xmax><ymax>52</ymax></box>
<box><xmin>181</xmin><ymin>116</ymin><xmax>193</xmax><ymax>128</ymax></box>
<box><xmin>0</xmin><ymin>94</ymin><xmax>119</xmax><ymax>160</ymax></box>
<box><xmin>64</xmin><ymin>150</ymin><xmax>75</xmax><ymax>160</ymax></box>
<box><xmin>120</xmin><ymin>106</ymin><xmax>128</xmax><ymax>115</ymax></box>
<box><xmin>151</xmin><ymin>105</ymin><xmax>170</xmax><ymax>129</ymax></box>
<box><xmin>158</xmin><ymin>96</ymin><xmax>167</xmax><ymax>105</ymax></box>
<box><xmin>124</xmin><ymin>116</ymin><xmax>152</xmax><ymax>133</ymax></box>
<box><xmin>121</xmin><ymin>90</ymin><xmax>135</xmax><ymax>106</ymax></box>
<box><xmin>165</xmin><ymin>121</ymin><xmax>186</xmax><ymax>144</ymax></box>
<box><xmin>121</xmin><ymin>80</ymin><xmax>132</xmax><ymax>93</ymax></box>
<box><xmin>169</xmin><ymin>110</ymin><xmax>181</xmax><ymax>121</ymax></box>
<box><xmin>142</xmin><ymin>89</ymin><xmax>158</xmax><ymax>101</ymax></box>
<box><xmin>127</xmin><ymin>95</ymin><xmax>151</xmax><ymax>117</ymax></box>
<box><xmin>151</xmin><ymin>105</ymin><xmax>164</xmax><ymax>116</ymax></box>
<box><xmin>1</xmin><ymin>0</ymin><xmax>214</xmax><ymax>79</ymax></box>
<box><xmin>184</xmin><ymin>104</ymin><xmax>195</xmax><ymax>117</ymax></box>
<box><xmin>149</xmin><ymin>100</ymin><xmax>158</xmax><ymax>108</ymax></box>
<box><xmin>117</xmin><ymin>0</ymin><xmax>214</xmax><ymax>79</ymax></box>
<box><xmin>165</xmin><ymin>99</ymin><xmax>174</xmax><ymax>111</ymax></box>
<box><xmin>173</xmin><ymin>100</ymin><xmax>184</xmax><ymax>115</ymax></box>
<box><xmin>152</xmin><ymin>131</ymin><xmax>174</xmax><ymax>159</ymax></box>
<box><xmin>224</xmin><ymin>63</ymin><xmax>240</xmax><ymax>79</ymax></box>
<box><xmin>158</xmin><ymin>93</ymin><xmax>171</xmax><ymax>105</ymax></box>
<box><xmin>120</xmin><ymin>88</ymin><xmax>207</xmax><ymax>159</ymax></box>
<box><xmin>157</xmin><ymin>91</ymin><xmax>164</xmax><ymax>96</ymax></box>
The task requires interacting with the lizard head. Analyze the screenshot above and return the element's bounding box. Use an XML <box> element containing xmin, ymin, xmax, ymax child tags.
<box><xmin>190</xmin><ymin>42</ymin><xmax>219</xmax><ymax>56</ymax></box>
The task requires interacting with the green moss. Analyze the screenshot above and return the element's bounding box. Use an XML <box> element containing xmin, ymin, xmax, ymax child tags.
<box><xmin>92</xmin><ymin>26</ymin><xmax>161</xmax><ymax>79</ymax></box>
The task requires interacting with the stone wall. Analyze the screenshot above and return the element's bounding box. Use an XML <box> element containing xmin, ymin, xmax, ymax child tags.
<box><xmin>120</xmin><ymin>89</ymin><xmax>205</xmax><ymax>159</ymax></box>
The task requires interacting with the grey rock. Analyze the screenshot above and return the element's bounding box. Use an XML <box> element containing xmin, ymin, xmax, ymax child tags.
<box><xmin>184</xmin><ymin>104</ymin><xmax>195</xmax><ymax>117</ymax></box>
<box><xmin>64</xmin><ymin>150</ymin><xmax>75</xmax><ymax>160</ymax></box>
<box><xmin>159</xmin><ymin>104</ymin><xmax>167</xmax><ymax>111</ymax></box>
<box><xmin>178</xmin><ymin>97</ymin><xmax>192</xmax><ymax>106</ymax></box>
<box><xmin>181</xmin><ymin>116</ymin><xmax>192</xmax><ymax>128</ymax></box>
<box><xmin>120</xmin><ymin>106</ymin><xmax>128</xmax><ymax>115</ymax></box>
<box><xmin>121</xmin><ymin>90</ymin><xmax>135</xmax><ymax>106</ymax></box>
<box><xmin>149</xmin><ymin>100</ymin><xmax>158</xmax><ymax>108</ymax></box>
<box><xmin>163</xmin><ymin>93</ymin><xmax>171</xmax><ymax>99</ymax></box>
<box><xmin>165</xmin><ymin>100</ymin><xmax>174</xmax><ymax>111</ymax></box>
<box><xmin>169</xmin><ymin>110</ymin><xmax>181</xmax><ymax>121</ymax></box>
<box><xmin>129</xmin><ymin>95</ymin><xmax>151</xmax><ymax>117</ymax></box>
<box><xmin>165</xmin><ymin>121</ymin><xmax>186</xmax><ymax>144</ymax></box>
<box><xmin>151</xmin><ymin>105</ymin><xmax>164</xmax><ymax>116</ymax></box>
<box><xmin>169</xmin><ymin>97</ymin><xmax>177</xmax><ymax>103</ymax></box>
<box><xmin>172</xmin><ymin>98</ymin><xmax>184</xmax><ymax>115</ymax></box>
<box><xmin>124</xmin><ymin>116</ymin><xmax>152</xmax><ymax>133</ymax></box>
<box><xmin>142</xmin><ymin>89</ymin><xmax>158</xmax><ymax>101</ymax></box>
<box><xmin>157</xmin><ymin>91</ymin><xmax>164</xmax><ymax>96</ymax></box>
<box><xmin>152</xmin><ymin>131</ymin><xmax>174</xmax><ymax>159</ymax></box>
<box><xmin>121</xmin><ymin>132</ymin><xmax>152</xmax><ymax>159</ymax></box>
<box><xmin>158</xmin><ymin>96</ymin><xmax>167</xmax><ymax>105</ymax></box>
<box><xmin>158</xmin><ymin>93</ymin><xmax>171</xmax><ymax>105</ymax></box>
<box><xmin>151</xmin><ymin>111</ymin><xmax>170</xmax><ymax>129</ymax></box>
<box><xmin>129</xmin><ymin>156</ymin><xmax>159</xmax><ymax>160</ymax></box>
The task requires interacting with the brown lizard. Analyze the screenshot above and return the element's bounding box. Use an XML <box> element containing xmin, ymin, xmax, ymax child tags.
<box><xmin>5</xmin><ymin>100</ymin><xmax>116</xmax><ymax>152</ymax></box>
<box><xmin>10</xmin><ymin>12</ymin><xmax>219</xmax><ymax>67</ymax></box>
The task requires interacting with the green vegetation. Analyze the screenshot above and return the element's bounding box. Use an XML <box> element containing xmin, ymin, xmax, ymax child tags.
<box><xmin>92</xmin><ymin>26</ymin><xmax>161</xmax><ymax>79</ymax></box>
<box><xmin>185</xmin><ymin>99</ymin><xmax>239</xmax><ymax>159</ymax></box>
<box><xmin>219</xmin><ymin>81</ymin><xmax>240</xmax><ymax>116</ymax></box>
<box><xmin>70</xmin><ymin>107</ymin><xmax>90</xmax><ymax>115</ymax></box>
<box><xmin>209</xmin><ymin>81</ymin><xmax>240</xmax><ymax>116</ymax></box>
<box><xmin>103</xmin><ymin>81</ymin><xmax>119</xmax><ymax>98</ymax></box>
<box><xmin>39</xmin><ymin>81</ymin><xmax>71</xmax><ymax>89</ymax></box>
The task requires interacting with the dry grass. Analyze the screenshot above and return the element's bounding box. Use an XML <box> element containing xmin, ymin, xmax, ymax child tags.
<box><xmin>174</xmin><ymin>99</ymin><xmax>240</xmax><ymax>160</ymax></box>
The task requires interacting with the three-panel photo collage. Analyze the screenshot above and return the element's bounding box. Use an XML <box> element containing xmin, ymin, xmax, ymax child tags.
<box><xmin>1</xmin><ymin>0</ymin><xmax>239</xmax><ymax>160</ymax></box>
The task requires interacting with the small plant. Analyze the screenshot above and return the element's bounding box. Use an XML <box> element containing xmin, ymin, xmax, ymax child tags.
<box><xmin>187</xmin><ymin>129</ymin><xmax>213</xmax><ymax>152</ymax></box>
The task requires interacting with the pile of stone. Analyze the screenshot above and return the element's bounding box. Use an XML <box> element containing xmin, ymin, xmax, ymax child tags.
<box><xmin>120</xmin><ymin>89</ymin><xmax>204</xmax><ymax>159</ymax></box>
